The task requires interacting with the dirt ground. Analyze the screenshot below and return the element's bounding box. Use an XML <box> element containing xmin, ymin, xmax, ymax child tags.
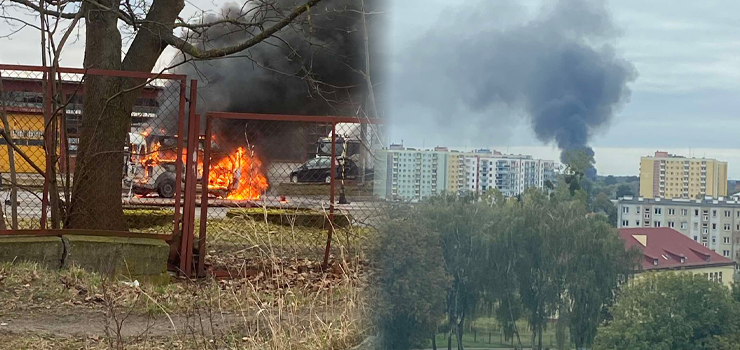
<box><xmin>0</xmin><ymin>261</ymin><xmax>367</xmax><ymax>349</ymax></box>
<box><xmin>0</xmin><ymin>308</ymin><xmax>247</xmax><ymax>338</ymax></box>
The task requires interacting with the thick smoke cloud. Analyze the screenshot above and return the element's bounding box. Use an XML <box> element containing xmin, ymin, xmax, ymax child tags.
<box><xmin>153</xmin><ymin>0</ymin><xmax>382</xmax><ymax>160</ymax></box>
<box><xmin>390</xmin><ymin>0</ymin><xmax>637</xmax><ymax>163</ymax></box>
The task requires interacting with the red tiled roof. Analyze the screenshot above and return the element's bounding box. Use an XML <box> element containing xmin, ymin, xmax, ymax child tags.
<box><xmin>619</xmin><ymin>227</ymin><xmax>735</xmax><ymax>271</ymax></box>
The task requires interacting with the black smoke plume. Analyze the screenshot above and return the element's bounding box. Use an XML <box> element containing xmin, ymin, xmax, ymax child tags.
<box><xmin>154</xmin><ymin>0</ymin><xmax>382</xmax><ymax>160</ymax></box>
<box><xmin>391</xmin><ymin>0</ymin><xmax>637</xmax><ymax>165</ymax></box>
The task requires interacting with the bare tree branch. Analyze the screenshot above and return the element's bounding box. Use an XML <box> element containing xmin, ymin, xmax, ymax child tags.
<box><xmin>8</xmin><ymin>0</ymin><xmax>79</xmax><ymax>18</ymax></box>
<box><xmin>164</xmin><ymin>0</ymin><xmax>323</xmax><ymax>59</ymax></box>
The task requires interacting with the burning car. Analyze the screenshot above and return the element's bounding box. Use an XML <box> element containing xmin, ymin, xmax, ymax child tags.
<box><xmin>123</xmin><ymin>132</ymin><xmax>269</xmax><ymax>199</ymax></box>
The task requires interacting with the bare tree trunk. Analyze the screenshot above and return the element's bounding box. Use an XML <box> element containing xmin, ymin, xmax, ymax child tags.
<box><xmin>67</xmin><ymin>0</ymin><xmax>183</xmax><ymax>229</ymax></box>
<box><xmin>456</xmin><ymin>318</ymin><xmax>464</xmax><ymax>350</ymax></box>
<box><xmin>432</xmin><ymin>329</ymin><xmax>438</xmax><ymax>350</ymax></box>
<box><xmin>538</xmin><ymin>324</ymin><xmax>543</xmax><ymax>350</ymax></box>
<box><xmin>66</xmin><ymin>0</ymin><xmax>126</xmax><ymax>229</ymax></box>
<box><xmin>0</xmin><ymin>73</ymin><xmax>18</xmax><ymax>229</ymax></box>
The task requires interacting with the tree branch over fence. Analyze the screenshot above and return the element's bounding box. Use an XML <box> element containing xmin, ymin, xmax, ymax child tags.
<box><xmin>163</xmin><ymin>0</ymin><xmax>323</xmax><ymax>59</ymax></box>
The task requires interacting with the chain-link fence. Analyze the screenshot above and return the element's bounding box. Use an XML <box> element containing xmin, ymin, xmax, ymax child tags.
<box><xmin>198</xmin><ymin>112</ymin><xmax>386</xmax><ymax>275</ymax></box>
<box><xmin>0</xmin><ymin>64</ymin><xmax>389</xmax><ymax>277</ymax></box>
<box><xmin>0</xmin><ymin>65</ymin><xmax>187</xmax><ymax>234</ymax></box>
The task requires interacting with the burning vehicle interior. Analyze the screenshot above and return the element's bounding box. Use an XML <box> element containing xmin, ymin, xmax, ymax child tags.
<box><xmin>123</xmin><ymin>131</ymin><xmax>268</xmax><ymax>200</ymax></box>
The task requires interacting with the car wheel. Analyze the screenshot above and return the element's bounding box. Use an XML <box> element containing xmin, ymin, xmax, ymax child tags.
<box><xmin>324</xmin><ymin>175</ymin><xmax>332</xmax><ymax>184</ymax></box>
<box><xmin>157</xmin><ymin>178</ymin><xmax>176</xmax><ymax>198</ymax></box>
<box><xmin>291</xmin><ymin>175</ymin><xmax>298</xmax><ymax>183</ymax></box>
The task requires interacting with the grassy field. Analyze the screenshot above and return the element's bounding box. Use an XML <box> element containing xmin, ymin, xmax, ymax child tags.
<box><xmin>431</xmin><ymin>318</ymin><xmax>571</xmax><ymax>349</ymax></box>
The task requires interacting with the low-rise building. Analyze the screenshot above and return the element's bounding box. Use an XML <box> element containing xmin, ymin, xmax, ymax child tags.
<box><xmin>618</xmin><ymin>196</ymin><xmax>740</xmax><ymax>267</ymax></box>
<box><xmin>620</xmin><ymin>227</ymin><xmax>736</xmax><ymax>288</ymax></box>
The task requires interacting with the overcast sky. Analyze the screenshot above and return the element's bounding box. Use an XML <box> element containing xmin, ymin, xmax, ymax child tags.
<box><xmin>2</xmin><ymin>0</ymin><xmax>740</xmax><ymax>176</ymax></box>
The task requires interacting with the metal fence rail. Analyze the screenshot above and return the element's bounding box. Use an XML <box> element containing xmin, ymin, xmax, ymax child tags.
<box><xmin>197</xmin><ymin>112</ymin><xmax>385</xmax><ymax>276</ymax></box>
<box><xmin>0</xmin><ymin>63</ymin><xmax>387</xmax><ymax>278</ymax></box>
<box><xmin>0</xmin><ymin>64</ymin><xmax>193</xmax><ymax>269</ymax></box>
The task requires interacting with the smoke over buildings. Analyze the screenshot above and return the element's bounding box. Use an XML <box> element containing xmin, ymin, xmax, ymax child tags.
<box><xmin>390</xmin><ymin>0</ymin><xmax>637</xmax><ymax>165</ymax></box>
<box><xmin>152</xmin><ymin>0</ymin><xmax>382</xmax><ymax>159</ymax></box>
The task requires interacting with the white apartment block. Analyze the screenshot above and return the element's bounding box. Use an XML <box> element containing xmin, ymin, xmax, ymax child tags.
<box><xmin>374</xmin><ymin>146</ymin><xmax>555</xmax><ymax>200</ymax></box>
<box><xmin>618</xmin><ymin>196</ymin><xmax>740</xmax><ymax>267</ymax></box>
<box><xmin>464</xmin><ymin>155</ymin><xmax>555</xmax><ymax>197</ymax></box>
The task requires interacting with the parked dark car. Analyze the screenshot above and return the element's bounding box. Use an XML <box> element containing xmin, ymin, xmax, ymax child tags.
<box><xmin>289</xmin><ymin>157</ymin><xmax>358</xmax><ymax>183</ymax></box>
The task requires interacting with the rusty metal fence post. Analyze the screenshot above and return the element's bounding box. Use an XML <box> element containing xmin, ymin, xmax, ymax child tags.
<box><xmin>323</xmin><ymin>121</ymin><xmax>337</xmax><ymax>267</ymax></box>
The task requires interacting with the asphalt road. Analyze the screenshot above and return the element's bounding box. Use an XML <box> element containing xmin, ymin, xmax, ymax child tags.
<box><xmin>0</xmin><ymin>189</ymin><xmax>387</xmax><ymax>228</ymax></box>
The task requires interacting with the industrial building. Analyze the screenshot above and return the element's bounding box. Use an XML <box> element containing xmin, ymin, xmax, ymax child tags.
<box><xmin>0</xmin><ymin>77</ymin><xmax>161</xmax><ymax>173</ymax></box>
<box><xmin>639</xmin><ymin>151</ymin><xmax>727</xmax><ymax>199</ymax></box>
<box><xmin>374</xmin><ymin>146</ymin><xmax>556</xmax><ymax>200</ymax></box>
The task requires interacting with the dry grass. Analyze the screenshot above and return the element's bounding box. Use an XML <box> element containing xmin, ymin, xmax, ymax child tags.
<box><xmin>0</xmin><ymin>259</ymin><xmax>368</xmax><ymax>349</ymax></box>
<box><xmin>0</xmin><ymin>209</ymin><xmax>374</xmax><ymax>349</ymax></box>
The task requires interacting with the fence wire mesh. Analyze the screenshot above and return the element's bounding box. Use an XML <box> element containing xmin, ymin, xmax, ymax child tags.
<box><xmin>199</xmin><ymin>114</ymin><xmax>386</xmax><ymax>273</ymax></box>
<box><xmin>0</xmin><ymin>64</ymin><xmax>389</xmax><ymax>277</ymax></box>
<box><xmin>0</xmin><ymin>65</ymin><xmax>185</xmax><ymax>233</ymax></box>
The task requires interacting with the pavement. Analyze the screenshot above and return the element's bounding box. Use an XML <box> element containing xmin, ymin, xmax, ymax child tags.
<box><xmin>0</xmin><ymin>188</ymin><xmax>387</xmax><ymax>227</ymax></box>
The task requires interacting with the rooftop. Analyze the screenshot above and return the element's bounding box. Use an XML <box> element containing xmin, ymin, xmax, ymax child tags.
<box><xmin>619</xmin><ymin>196</ymin><xmax>740</xmax><ymax>208</ymax></box>
<box><xmin>642</xmin><ymin>150</ymin><xmax>723</xmax><ymax>162</ymax></box>
<box><xmin>620</xmin><ymin>227</ymin><xmax>735</xmax><ymax>271</ymax></box>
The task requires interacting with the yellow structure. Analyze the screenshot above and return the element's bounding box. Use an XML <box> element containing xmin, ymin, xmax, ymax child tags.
<box><xmin>446</xmin><ymin>153</ymin><xmax>461</xmax><ymax>193</ymax></box>
<box><xmin>0</xmin><ymin>113</ymin><xmax>47</xmax><ymax>173</ymax></box>
<box><xmin>639</xmin><ymin>151</ymin><xmax>727</xmax><ymax>199</ymax></box>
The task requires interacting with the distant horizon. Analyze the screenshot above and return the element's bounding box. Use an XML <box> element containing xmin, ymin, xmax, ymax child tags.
<box><xmin>382</xmin><ymin>144</ymin><xmax>740</xmax><ymax>179</ymax></box>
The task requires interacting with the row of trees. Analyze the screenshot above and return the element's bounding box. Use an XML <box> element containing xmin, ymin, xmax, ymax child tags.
<box><xmin>371</xmin><ymin>184</ymin><xmax>641</xmax><ymax>350</ymax></box>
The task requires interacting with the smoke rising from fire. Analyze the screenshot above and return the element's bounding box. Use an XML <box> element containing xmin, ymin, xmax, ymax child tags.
<box><xmin>153</xmin><ymin>0</ymin><xmax>380</xmax><ymax>161</ymax></box>
<box><xmin>390</xmin><ymin>0</ymin><xmax>637</xmax><ymax>164</ymax></box>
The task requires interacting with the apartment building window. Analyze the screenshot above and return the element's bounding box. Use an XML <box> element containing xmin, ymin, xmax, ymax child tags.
<box><xmin>622</xmin><ymin>220</ymin><xmax>629</xmax><ymax>227</ymax></box>
<box><xmin>668</xmin><ymin>208</ymin><xmax>675</xmax><ymax>215</ymax></box>
<box><xmin>681</xmin><ymin>222</ymin><xmax>687</xmax><ymax>229</ymax></box>
<box><xmin>636</xmin><ymin>206</ymin><xmax>641</xmax><ymax>212</ymax></box>
<box><xmin>694</xmin><ymin>222</ymin><xmax>699</xmax><ymax>230</ymax></box>
<box><xmin>622</xmin><ymin>206</ymin><xmax>629</xmax><ymax>214</ymax></box>
<box><xmin>681</xmin><ymin>209</ymin><xmax>688</xmax><ymax>216</ymax></box>
<box><xmin>724</xmin><ymin>251</ymin><xmax>731</xmax><ymax>258</ymax></box>
<box><xmin>635</xmin><ymin>220</ymin><xmax>640</xmax><ymax>226</ymax></box>
<box><xmin>668</xmin><ymin>221</ymin><xmax>675</xmax><ymax>228</ymax></box>
<box><xmin>703</xmin><ymin>229</ymin><xmax>709</xmax><ymax>234</ymax></box>
<box><xmin>713</xmin><ymin>210</ymin><xmax>717</xmax><ymax>217</ymax></box>
<box><xmin>695</xmin><ymin>209</ymin><xmax>700</xmax><ymax>216</ymax></box>
<box><xmin>712</xmin><ymin>237</ymin><xmax>716</xmax><ymax>244</ymax></box>
<box><xmin>704</xmin><ymin>215</ymin><xmax>709</xmax><ymax>221</ymax></box>
<box><xmin>736</xmin><ymin>211</ymin><xmax>740</xmax><ymax>218</ymax></box>
<box><xmin>720</xmin><ymin>272</ymin><xmax>724</xmax><ymax>283</ymax></box>
<box><xmin>654</xmin><ymin>221</ymin><xmax>662</xmax><ymax>227</ymax></box>
<box><xmin>726</xmin><ymin>210</ymin><xmax>732</xmax><ymax>218</ymax></box>
<box><xmin>654</xmin><ymin>208</ymin><xmax>662</xmax><ymax>215</ymax></box>
<box><xmin>694</xmin><ymin>236</ymin><xmax>698</xmax><ymax>241</ymax></box>
<box><xmin>725</xmin><ymin>224</ymin><xmax>731</xmax><ymax>231</ymax></box>
<box><xmin>724</xmin><ymin>237</ymin><xmax>731</xmax><ymax>244</ymax></box>
<box><xmin>712</xmin><ymin>223</ymin><xmax>717</xmax><ymax>230</ymax></box>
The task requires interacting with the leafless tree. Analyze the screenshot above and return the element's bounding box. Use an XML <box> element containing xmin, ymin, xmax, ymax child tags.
<box><xmin>1</xmin><ymin>0</ymin><xmax>326</xmax><ymax>230</ymax></box>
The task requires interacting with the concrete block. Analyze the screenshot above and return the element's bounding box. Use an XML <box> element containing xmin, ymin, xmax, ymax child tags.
<box><xmin>0</xmin><ymin>236</ymin><xmax>64</xmax><ymax>268</ymax></box>
<box><xmin>62</xmin><ymin>235</ymin><xmax>169</xmax><ymax>279</ymax></box>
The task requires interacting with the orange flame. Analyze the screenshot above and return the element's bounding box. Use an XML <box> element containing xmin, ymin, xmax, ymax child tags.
<box><xmin>205</xmin><ymin>147</ymin><xmax>268</xmax><ymax>200</ymax></box>
<box><xmin>136</xmin><ymin>137</ymin><xmax>268</xmax><ymax>200</ymax></box>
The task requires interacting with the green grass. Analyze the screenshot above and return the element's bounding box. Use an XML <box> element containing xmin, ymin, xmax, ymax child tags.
<box><xmin>431</xmin><ymin>318</ymin><xmax>572</xmax><ymax>349</ymax></box>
